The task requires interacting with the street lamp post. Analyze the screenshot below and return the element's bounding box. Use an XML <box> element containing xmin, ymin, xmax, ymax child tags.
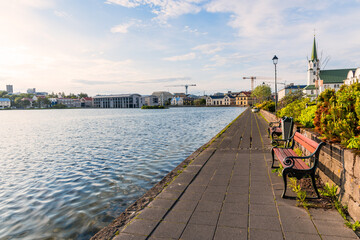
<box><xmin>272</xmin><ymin>55</ymin><xmax>278</xmax><ymax>112</ymax></box>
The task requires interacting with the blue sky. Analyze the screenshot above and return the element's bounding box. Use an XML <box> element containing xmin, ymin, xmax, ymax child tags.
<box><xmin>1</xmin><ymin>0</ymin><xmax>360</xmax><ymax>96</ymax></box>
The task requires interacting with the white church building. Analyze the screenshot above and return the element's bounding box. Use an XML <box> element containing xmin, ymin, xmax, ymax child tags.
<box><xmin>303</xmin><ymin>37</ymin><xmax>357</xmax><ymax>99</ymax></box>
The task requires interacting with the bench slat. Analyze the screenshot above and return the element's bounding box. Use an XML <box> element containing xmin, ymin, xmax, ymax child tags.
<box><xmin>273</xmin><ymin>148</ymin><xmax>310</xmax><ymax>170</ymax></box>
<box><xmin>294</xmin><ymin>132</ymin><xmax>318</xmax><ymax>153</ymax></box>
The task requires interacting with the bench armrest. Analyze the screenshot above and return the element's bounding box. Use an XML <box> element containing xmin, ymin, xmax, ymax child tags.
<box><xmin>283</xmin><ymin>155</ymin><xmax>311</xmax><ymax>168</ymax></box>
<box><xmin>269</xmin><ymin>121</ymin><xmax>281</xmax><ymax>127</ymax></box>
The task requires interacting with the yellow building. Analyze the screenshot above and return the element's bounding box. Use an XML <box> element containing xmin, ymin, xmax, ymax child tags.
<box><xmin>236</xmin><ymin>91</ymin><xmax>253</xmax><ymax>106</ymax></box>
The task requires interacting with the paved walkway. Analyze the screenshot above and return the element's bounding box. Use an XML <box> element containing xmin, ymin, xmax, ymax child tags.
<box><xmin>113</xmin><ymin>108</ymin><xmax>358</xmax><ymax>240</ymax></box>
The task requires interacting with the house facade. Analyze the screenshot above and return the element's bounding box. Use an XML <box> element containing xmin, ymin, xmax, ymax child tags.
<box><xmin>236</xmin><ymin>92</ymin><xmax>253</xmax><ymax>106</ymax></box>
<box><xmin>344</xmin><ymin>68</ymin><xmax>360</xmax><ymax>85</ymax></box>
<box><xmin>278</xmin><ymin>84</ymin><xmax>306</xmax><ymax>100</ymax></box>
<box><xmin>93</xmin><ymin>94</ymin><xmax>143</xmax><ymax>108</ymax></box>
<box><xmin>206</xmin><ymin>95</ymin><xmax>224</xmax><ymax>106</ymax></box>
<box><xmin>0</xmin><ymin>98</ymin><xmax>11</xmax><ymax>108</ymax></box>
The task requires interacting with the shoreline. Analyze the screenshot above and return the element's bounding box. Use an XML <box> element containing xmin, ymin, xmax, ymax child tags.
<box><xmin>90</xmin><ymin>108</ymin><xmax>247</xmax><ymax>240</ymax></box>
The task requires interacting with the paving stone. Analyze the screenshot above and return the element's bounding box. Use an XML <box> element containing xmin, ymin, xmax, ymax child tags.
<box><xmin>179</xmin><ymin>191</ymin><xmax>202</xmax><ymax>202</ymax></box>
<box><xmin>224</xmin><ymin>192</ymin><xmax>248</xmax><ymax>203</ymax></box>
<box><xmin>322</xmin><ymin>235</ymin><xmax>359</xmax><ymax>240</ymax></box>
<box><xmin>137</xmin><ymin>207</ymin><xmax>168</xmax><ymax>221</ymax></box>
<box><xmin>249</xmin><ymin>229</ymin><xmax>284</xmax><ymax>240</ymax></box>
<box><xmin>282</xmin><ymin>218</ymin><xmax>318</xmax><ymax>235</ymax></box>
<box><xmin>249</xmin><ymin>215</ymin><xmax>281</xmax><ymax>231</ymax></box>
<box><xmin>314</xmin><ymin>219</ymin><xmax>358</xmax><ymax>238</ymax></box>
<box><xmin>308</xmin><ymin>208</ymin><xmax>345</xmax><ymax>222</ymax></box>
<box><xmin>185</xmin><ymin>184</ymin><xmax>207</xmax><ymax>193</ymax></box>
<box><xmin>189</xmin><ymin>210</ymin><xmax>219</xmax><ymax>226</ymax></box>
<box><xmin>156</xmin><ymin>189</ymin><xmax>181</xmax><ymax>200</ymax></box>
<box><xmin>227</xmin><ymin>185</ymin><xmax>249</xmax><ymax>194</ymax></box>
<box><xmin>201</xmin><ymin>190</ymin><xmax>225</xmax><ymax>202</ymax></box>
<box><xmin>249</xmin><ymin>203</ymin><xmax>278</xmax><ymax>217</ymax></box>
<box><xmin>278</xmin><ymin>204</ymin><xmax>310</xmax><ymax>219</ymax></box>
<box><xmin>195</xmin><ymin>200</ymin><xmax>222</xmax><ymax>212</ymax></box>
<box><xmin>113</xmin><ymin>233</ymin><xmax>147</xmax><ymax>240</ymax></box>
<box><xmin>214</xmin><ymin>226</ymin><xmax>247</xmax><ymax>240</ymax></box>
<box><xmin>172</xmin><ymin>173</ymin><xmax>196</xmax><ymax>185</ymax></box>
<box><xmin>147</xmin><ymin>198</ymin><xmax>175</xmax><ymax>210</ymax></box>
<box><xmin>218</xmin><ymin>212</ymin><xmax>247</xmax><ymax>228</ymax></box>
<box><xmin>180</xmin><ymin>224</ymin><xmax>216</xmax><ymax>240</ymax></box>
<box><xmin>163</xmin><ymin>209</ymin><xmax>193</xmax><ymax>223</ymax></box>
<box><xmin>205</xmin><ymin>185</ymin><xmax>228</xmax><ymax>193</ymax></box>
<box><xmin>122</xmin><ymin>219</ymin><xmax>159</xmax><ymax>236</ymax></box>
<box><xmin>222</xmin><ymin>202</ymin><xmax>248</xmax><ymax>214</ymax></box>
<box><xmin>165</xmin><ymin>182</ymin><xmax>187</xmax><ymax>192</ymax></box>
<box><xmin>250</xmin><ymin>193</ymin><xmax>275</xmax><ymax>205</ymax></box>
<box><xmin>283</xmin><ymin>232</ymin><xmax>321</xmax><ymax>240</ymax></box>
<box><xmin>171</xmin><ymin>200</ymin><xmax>198</xmax><ymax>212</ymax></box>
<box><xmin>150</xmin><ymin>221</ymin><xmax>186</xmax><ymax>239</ymax></box>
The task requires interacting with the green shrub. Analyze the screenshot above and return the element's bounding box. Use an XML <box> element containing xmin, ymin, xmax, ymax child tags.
<box><xmin>277</xmin><ymin>98</ymin><xmax>311</xmax><ymax>122</ymax></box>
<box><xmin>314</xmin><ymin>83</ymin><xmax>360</xmax><ymax>148</ymax></box>
<box><xmin>257</xmin><ymin>100</ymin><xmax>275</xmax><ymax>112</ymax></box>
<box><xmin>298</xmin><ymin>105</ymin><xmax>316</xmax><ymax>128</ymax></box>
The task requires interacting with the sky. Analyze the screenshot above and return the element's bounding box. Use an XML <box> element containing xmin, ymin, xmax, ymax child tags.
<box><xmin>1</xmin><ymin>0</ymin><xmax>360</xmax><ymax>96</ymax></box>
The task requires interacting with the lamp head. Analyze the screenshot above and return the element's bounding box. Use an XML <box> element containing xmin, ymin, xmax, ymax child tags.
<box><xmin>272</xmin><ymin>55</ymin><xmax>278</xmax><ymax>65</ymax></box>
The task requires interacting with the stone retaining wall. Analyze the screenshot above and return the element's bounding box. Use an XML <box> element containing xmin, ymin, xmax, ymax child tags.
<box><xmin>260</xmin><ymin>110</ymin><xmax>360</xmax><ymax>222</ymax></box>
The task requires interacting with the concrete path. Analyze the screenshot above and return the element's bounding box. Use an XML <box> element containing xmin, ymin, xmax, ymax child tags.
<box><xmin>113</xmin><ymin>108</ymin><xmax>358</xmax><ymax>240</ymax></box>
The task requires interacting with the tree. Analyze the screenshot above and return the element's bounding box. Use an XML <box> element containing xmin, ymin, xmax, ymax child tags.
<box><xmin>278</xmin><ymin>89</ymin><xmax>304</xmax><ymax>110</ymax></box>
<box><xmin>194</xmin><ymin>98</ymin><xmax>206</xmax><ymax>106</ymax></box>
<box><xmin>251</xmin><ymin>84</ymin><xmax>271</xmax><ymax>103</ymax></box>
<box><xmin>79</xmin><ymin>92</ymin><xmax>88</xmax><ymax>98</ymax></box>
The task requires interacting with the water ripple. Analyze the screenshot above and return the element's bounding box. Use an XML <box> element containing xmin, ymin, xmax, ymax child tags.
<box><xmin>0</xmin><ymin>107</ymin><xmax>245</xmax><ymax>239</ymax></box>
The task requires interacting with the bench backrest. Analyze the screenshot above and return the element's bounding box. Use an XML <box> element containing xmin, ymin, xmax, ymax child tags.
<box><xmin>293</xmin><ymin>132</ymin><xmax>319</xmax><ymax>153</ymax></box>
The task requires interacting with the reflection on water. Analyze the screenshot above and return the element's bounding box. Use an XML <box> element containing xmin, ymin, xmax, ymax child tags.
<box><xmin>0</xmin><ymin>107</ymin><xmax>245</xmax><ymax>239</ymax></box>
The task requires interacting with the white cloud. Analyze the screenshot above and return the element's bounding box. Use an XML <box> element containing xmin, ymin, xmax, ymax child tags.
<box><xmin>183</xmin><ymin>26</ymin><xmax>207</xmax><ymax>35</ymax></box>
<box><xmin>105</xmin><ymin>0</ymin><xmax>205</xmax><ymax>23</ymax></box>
<box><xmin>54</xmin><ymin>10</ymin><xmax>70</xmax><ymax>19</ymax></box>
<box><xmin>192</xmin><ymin>43</ymin><xmax>228</xmax><ymax>55</ymax></box>
<box><xmin>163</xmin><ymin>52</ymin><xmax>196</xmax><ymax>61</ymax></box>
<box><xmin>111</xmin><ymin>19</ymin><xmax>142</xmax><ymax>33</ymax></box>
<box><xmin>105</xmin><ymin>0</ymin><xmax>141</xmax><ymax>8</ymax></box>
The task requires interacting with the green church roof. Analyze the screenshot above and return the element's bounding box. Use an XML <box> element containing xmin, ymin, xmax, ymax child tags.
<box><xmin>311</xmin><ymin>37</ymin><xmax>318</xmax><ymax>61</ymax></box>
<box><xmin>320</xmin><ymin>69</ymin><xmax>356</xmax><ymax>84</ymax></box>
<box><xmin>304</xmin><ymin>85</ymin><xmax>316</xmax><ymax>90</ymax></box>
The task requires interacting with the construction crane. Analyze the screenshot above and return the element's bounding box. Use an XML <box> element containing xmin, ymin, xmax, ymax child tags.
<box><xmin>243</xmin><ymin>76</ymin><xmax>285</xmax><ymax>91</ymax></box>
<box><xmin>165</xmin><ymin>84</ymin><xmax>196</xmax><ymax>95</ymax></box>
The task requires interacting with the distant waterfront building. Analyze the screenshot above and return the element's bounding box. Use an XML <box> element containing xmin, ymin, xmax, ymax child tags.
<box><xmin>206</xmin><ymin>95</ymin><xmax>225</xmax><ymax>106</ymax></box>
<box><xmin>142</xmin><ymin>95</ymin><xmax>159</xmax><ymax>106</ymax></box>
<box><xmin>152</xmin><ymin>91</ymin><xmax>173</xmax><ymax>106</ymax></box>
<box><xmin>27</xmin><ymin>88</ymin><xmax>36</xmax><ymax>94</ymax></box>
<box><xmin>56</xmin><ymin>98</ymin><xmax>81</xmax><ymax>108</ymax></box>
<box><xmin>223</xmin><ymin>95</ymin><xmax>236</xmax><ymax>105</ymax></box>
<box><xmin>171</xmin><ymin>97</ymin><xmax>184</xmax><ymax>105</ymax></box>
<box><xmin>278</xmin><ymin>84</ymin><xmax>306</xmax><ymax>100</ymax></box>
<box><xmin>93</xmin><ymin>94</ymin><xmax>142</xmax><ymax>108</ymax></box>
<box><xmin>6</xmin><ymin>85</ymin><xmax>13</xmax><ymax>94</ymax></box>
<box><xmin>236</xmin><ymin>91</ymin><xmax>253</xmax><ymax>106</ymax></box>
<box><xmin>80</xmin><ymin>97</ymin><xmax>93</xmax><ymax>108</ymax></box>
<box><xmin>0</xmin><ymin>98</ymin><xmax>11</xmax><ymax>108</ymax></box>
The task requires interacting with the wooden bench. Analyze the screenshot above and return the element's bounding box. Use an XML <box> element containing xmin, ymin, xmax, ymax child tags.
<box><xmin>268</xmin><ymin>116</ymin><xmax>294</xmax><ymax>143</ymax></box>
<box><xmin>271</xmin><ymin>132</ymin><xmax>325</xmax><ymax>198</ymax></box>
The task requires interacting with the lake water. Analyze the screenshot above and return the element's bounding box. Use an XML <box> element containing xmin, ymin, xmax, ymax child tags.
<box><xmin>0</xmin><ymin>107</ymin><xmax>245</xmax><ymax>239</ymax></box>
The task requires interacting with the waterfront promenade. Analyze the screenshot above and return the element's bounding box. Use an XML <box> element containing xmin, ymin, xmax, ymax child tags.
<box><xmin>96</xmin><ymin>108</ymin><xmax>358</xmax><ymax>240</ymax></box>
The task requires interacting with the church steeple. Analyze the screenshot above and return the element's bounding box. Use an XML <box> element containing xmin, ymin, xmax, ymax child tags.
<box><xmin>311</xmin><ymin>37</ymin><xmax>318</xmax><ymax>61</ymax></box>
<box><xmin>307</xmin><ymin>36</ymin><xmax>320</xmax><ymax>86</ymax></box>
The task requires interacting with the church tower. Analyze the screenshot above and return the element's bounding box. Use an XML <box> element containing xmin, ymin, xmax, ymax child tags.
<box><xmin>307</xmin><ymin>37</ymin><xmax>320</xmax><ymax>86</ymax></box>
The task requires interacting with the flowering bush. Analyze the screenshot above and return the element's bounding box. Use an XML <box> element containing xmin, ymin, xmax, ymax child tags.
<box><xmin>314</xmin><ymin>82</ymin><xmax>360</xmax><ymax>148</ymax></box>
<box><xmin>298</xmin><ymin>105</ymin><xmax>316</xmax><ymax>128</ymax></box>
